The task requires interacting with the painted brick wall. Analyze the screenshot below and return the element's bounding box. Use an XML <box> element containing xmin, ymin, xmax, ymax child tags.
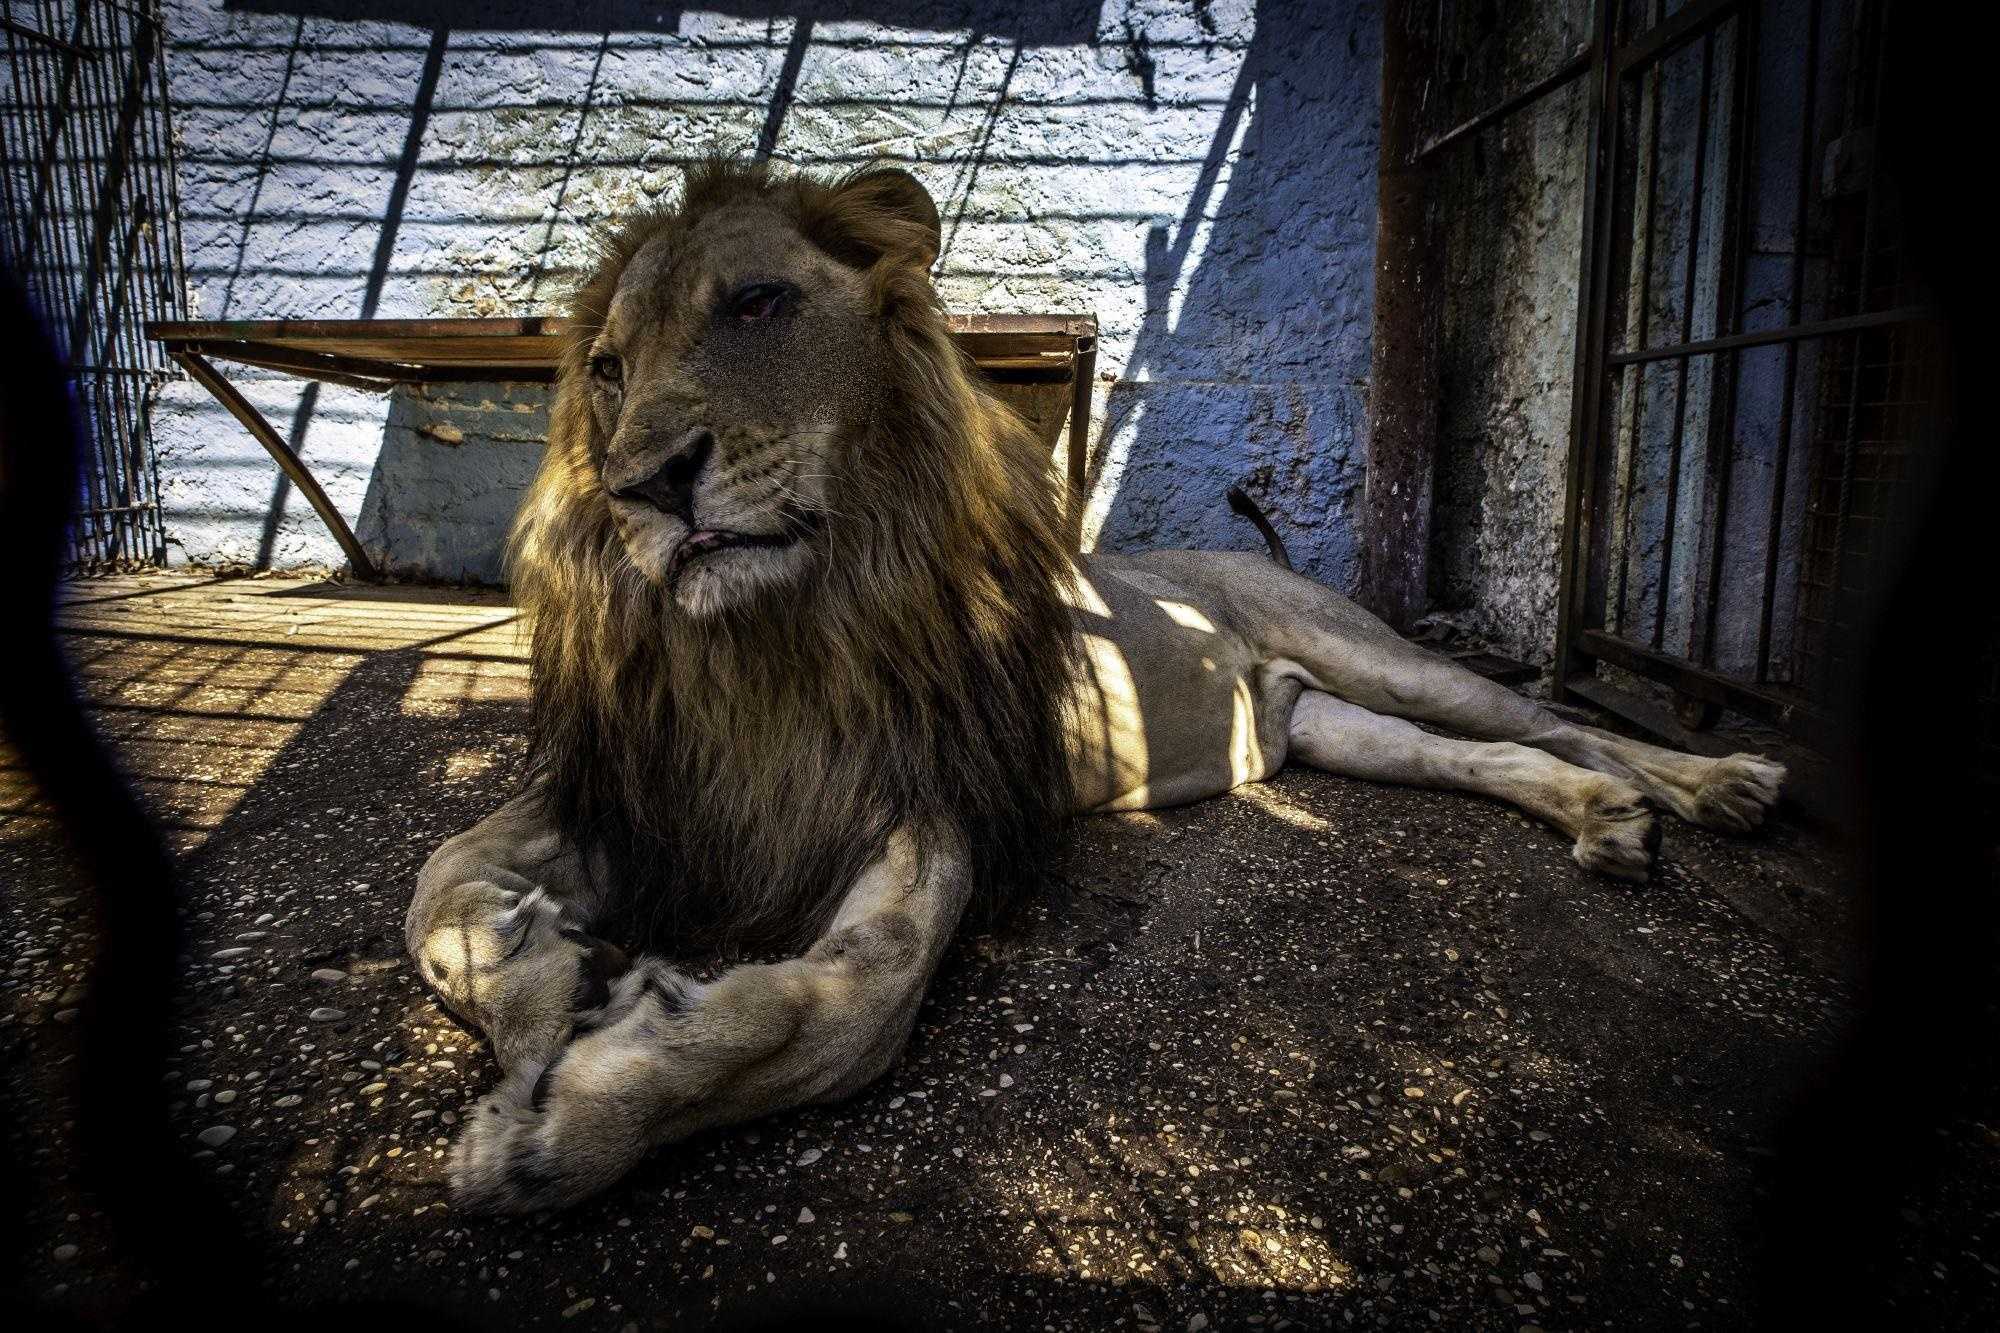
<box><xmin>154</xmin><ymin>0</ymin><xmax>1381</xmax><ymax>587</ymax></box>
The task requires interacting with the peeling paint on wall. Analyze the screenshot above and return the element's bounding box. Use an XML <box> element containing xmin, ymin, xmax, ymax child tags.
<box><xmin>1428</xmin><ymin>1</ymin><xmax>1591</xmax><ymax>669</ymax></box>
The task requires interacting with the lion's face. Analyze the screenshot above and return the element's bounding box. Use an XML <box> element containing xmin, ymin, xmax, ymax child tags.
<box><xmin>586</xmin><ymin>197</ymin><xmax>885</xmax><ymax>617</ymax></box>
<box><xmin>516</xmin><ymin>165</ymin><xmax>1078</xmax><ymax>957</ymax></box>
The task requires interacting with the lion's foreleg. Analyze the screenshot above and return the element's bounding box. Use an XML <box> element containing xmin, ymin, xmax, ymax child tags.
<box><xmin>448</xmin><ymin>824</ymin><xmax>971</xmax><ymax>1214</ymax></box>
<box><xmin>407</xmin><ymin>791</ymin><xmax>628</xmax><ymax>1075</ymax></box>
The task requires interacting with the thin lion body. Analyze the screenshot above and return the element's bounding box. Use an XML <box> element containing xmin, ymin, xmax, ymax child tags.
<box><xmin>407</xmin><ymin>162</ymin><xmax>1785</xmax><ymax>1212</ymax></box>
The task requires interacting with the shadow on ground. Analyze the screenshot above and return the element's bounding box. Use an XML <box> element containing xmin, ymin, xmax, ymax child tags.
<box><xmin>5</xmin><ymin>574</ymin><xmax>1993</xmax><ymax>1329</ymax></box>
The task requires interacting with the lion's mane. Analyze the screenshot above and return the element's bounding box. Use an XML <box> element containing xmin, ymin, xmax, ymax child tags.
<box><xmin>508</xmin><ymin>161</ymin><xmax>1079</xmax><ymax>951</ymax></box>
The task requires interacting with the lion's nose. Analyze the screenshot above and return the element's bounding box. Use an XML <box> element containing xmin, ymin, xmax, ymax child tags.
<box><xmin>608</xmin><ymin>429</ymin><xmax>714</xmax><ymax>523</ymax></box>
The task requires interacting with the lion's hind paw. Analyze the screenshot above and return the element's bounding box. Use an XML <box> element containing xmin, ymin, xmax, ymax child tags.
<box><xmin>1572</xmin><ymin>781</ymin><xmax>1660</xmax><ymax>882</ymax></box>
<box><xmin>1692</xmin><ymin>753</ymin><xmax>1786</xmax><ymax>833</ymax></box>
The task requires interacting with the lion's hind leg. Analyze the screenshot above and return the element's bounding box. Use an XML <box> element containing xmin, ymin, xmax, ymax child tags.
<box><xmin>1286</xmin><ymin>690</ymin><xmax>1660</xmax><ymax>881</ymax></box>
<box><xmin>1139</xmin><ymin>550</ymin><xmax>1786</xmax><ymax>834</ymax></box>
<box><xmin>1528</xmin><ymin>725</ymin><xmax>1785</xmax><ymax>833</ymax></box>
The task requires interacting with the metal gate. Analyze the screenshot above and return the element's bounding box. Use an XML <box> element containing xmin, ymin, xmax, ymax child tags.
<box><xmin>1</xmin><ymin>0</ymin><xmax>187</xmax><ymax>566</ymax></box>
<box><xmin>1550</xmin><ymin>0</ymin><xmax>1943</xmax><ymax>752</ymax></box>
<box><xmin>1387</xmin><ymin>0</ymin><xmax>1951</xmax><ymax>772</ymax></box>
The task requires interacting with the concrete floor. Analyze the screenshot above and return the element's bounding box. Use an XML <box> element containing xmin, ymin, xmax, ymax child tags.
<box><xmin>4</xmin><ymin>574</ymin><xmax>1992</xmax><ymax>1329</ymax></box>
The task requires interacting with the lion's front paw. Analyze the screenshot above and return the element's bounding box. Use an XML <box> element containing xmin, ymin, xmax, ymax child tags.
<box><xmin>1692</xmin><ymin>753</ymin><xmax>1786</xmax><ymax>833</ymax></box>
<box><xmin>450</xmin><ymin>1048</ymin><xmax>654</xmax><ymax>1214</ymax></box>
<box><xmin>449</xmin><ymin>960</ymin><xmax>703</xmax><ymax>1214</ymax></box>
<box><xmin>450</xmin><ymin>1078</ymin><xmax>572</xmax><ymax>1214</ymax></box>
<box><xmin>1572</xmin><ymin>779</ymin><xmax>1660</xmax><ymax>882</ymax></box>
<box><xmin>418</xmin><ymin>887</ymin><xmax>631</xmax><ymax>1076</ymax></box>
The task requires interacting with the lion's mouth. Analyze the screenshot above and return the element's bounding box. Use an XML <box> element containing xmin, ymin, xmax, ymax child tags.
<box><xmin>666</xmin><ymin>527</ymin><xmax>797</xmax><ymax>581</ymax></box>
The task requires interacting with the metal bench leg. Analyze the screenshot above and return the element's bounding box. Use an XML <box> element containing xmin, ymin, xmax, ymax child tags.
<box><xmin>1066</xmin><ymin>337</ymin><xmax>1097</xmax><ymax>551</ymax></box>
<box><xmin>171</xmin><ymin>351</ymin><xmax>379</xmax><ymax>580</ymax></box>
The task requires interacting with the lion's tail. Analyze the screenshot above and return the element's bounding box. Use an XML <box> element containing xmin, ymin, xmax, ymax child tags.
<box><xmin>1226</xmin><ymin>486</ymin><xmax>1292</xmax><ymax>572</ymax></box>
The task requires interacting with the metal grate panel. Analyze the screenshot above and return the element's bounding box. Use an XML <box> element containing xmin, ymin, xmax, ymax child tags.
<box><xmin>1550</xmin><ymin>0</ymin><xmax>1947</xmax><ymax>752</ymax></box>
<box><xmin>1</xmin><ymin>0</ymin><xmax>188</xmax><ymax>566</ymax></box>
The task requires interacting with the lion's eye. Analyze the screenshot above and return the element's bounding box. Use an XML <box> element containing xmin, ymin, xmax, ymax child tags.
<box><xmin>589</xmin><ymin>353</ymin><xmax>622</xmax><ymax>384</ymax></box>
<box><xmin>727</xmin><ymin>282</ymin><xmax>794</xmax><ymax>322</ymax></box>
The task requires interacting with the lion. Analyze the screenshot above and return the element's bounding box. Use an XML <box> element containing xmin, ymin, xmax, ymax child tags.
<box><xmin>408</xmin><ymin>161</ymin><xmax>1786</xmax><ymax>1213</ymax></box>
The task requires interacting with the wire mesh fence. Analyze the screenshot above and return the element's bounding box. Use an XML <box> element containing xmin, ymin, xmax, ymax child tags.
<box><xmin>1</xmin><ymin>0</ymin><xmax>187</xmax><ymax>567</ymax></box>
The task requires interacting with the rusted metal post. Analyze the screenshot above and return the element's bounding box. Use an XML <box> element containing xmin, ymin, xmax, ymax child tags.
<box><xmin>1359</xmin><ymin>0</ymin><xmax>1440</xmax><ymax>631</ymax></box>
<box><xmin>1066</xmin><ymin>334</ymin><xmax>1097</xmax><ymax>551</ymax></box>
<box><xmin>1551</xmin><ymin>0</ymin><xmax>1620</xmax><ymax>706</ymax></box>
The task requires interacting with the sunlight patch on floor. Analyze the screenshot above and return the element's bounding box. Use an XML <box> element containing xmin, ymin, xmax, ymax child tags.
<box><xmin>397</xmin><ymin>655</ymin><xmax>530</xmax><ymax>718</ymax></box>
<box><xmin>1231</xmin><ymin>782</ymin><xmax>1332</xmax><ymax>833</ymax></box>
<box><xmin>0</xmin><ymin>574</ymin><xmax>526</xmax><ymax>850</ymax></box>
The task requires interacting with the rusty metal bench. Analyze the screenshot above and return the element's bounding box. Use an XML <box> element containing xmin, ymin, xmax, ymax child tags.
<box><xmin>146</xmin><ymin>315</ymin><xmax>1099</xmax><ymax>580</ymax></box>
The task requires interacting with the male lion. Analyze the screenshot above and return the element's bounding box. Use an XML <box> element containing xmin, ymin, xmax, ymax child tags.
<box><xmin>411</xmin><ymin>161</ymin><xmax>1785</xmax><ymax>1212</ymax></box>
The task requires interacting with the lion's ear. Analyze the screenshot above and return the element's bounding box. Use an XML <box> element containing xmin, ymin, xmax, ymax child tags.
<box><xmin>826</xmin><ymin>167</ymin><xmax>941</xmax><ymax>270</ymax></box>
